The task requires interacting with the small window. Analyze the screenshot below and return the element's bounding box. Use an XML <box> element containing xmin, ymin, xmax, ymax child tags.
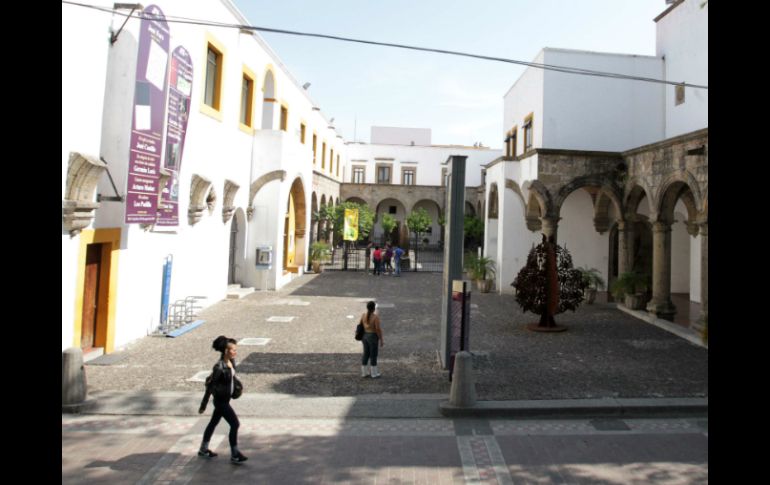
<box><xmin>523</xmin><ymin>115</ymin><xmax>533</xmax><ymax>152</ymax></box>
<box><xmin>312</xmin><ymin>134</ymin><xmax>317</xmax><ymax>164</ymax></box>
<box><xmin>402</xmin><ymin>168</ymin><xmax>415</xmax><ymax>185</ymax></box>
<box><xmin>336</xmin><ymin>155</ymin><xmax>340</xmax><ymax>176</ymax></box>
<box><xmin>321</xmin><ymin>142</ymin><xmax>326</xmax><ymax>169</ymax></box>
<box><xmin>510</xmin><ymin>128</ymin><xmax>517</xmax><ymax>157</ymax></box>
<box><xmin>240</xmin><ymin>75</ymin><xmax>254</xmax><ymax>127</ymax></box>
<box><xmin>300</xmin><ymin>123</ymin><xmax>306</xmax><ymax>143</ymax></box>
<box><xmin>352</xmin><ymin>166</ymin><xmax>365</xmax><ymax>183</ymax></box>
<box><xmin>280</xmin><ymin>105</ymin><xmax>288</xmax><ymax>131</ymax></box>
<box><xmin>389</xmin><ymin>206</ymin><xmax>397</xmax><ymax>214</ymax></box>
<box><xmin>204</xmin><ymin>45</ymin><xmax>223</xmax><ymax>110</ymax></box>
<box><xmin>675</xmin><ymin>84</ymin><xmax>685</xmax><ymax>106</ymax></box>
<box><xmin>330</xmin><ymin>149</ymin><xmax>334</xmax><ymax>173</ymax></box>
<box><xmin>377</xmin><ymin>165</ymin><xmax>392</xmax><ymax>184</ymax></box>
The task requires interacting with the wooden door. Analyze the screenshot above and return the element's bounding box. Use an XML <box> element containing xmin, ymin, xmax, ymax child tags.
<box><xmin>81</xmin><ymin>244</ymin><xmax>102</xmax><ymax>350</ymax></box>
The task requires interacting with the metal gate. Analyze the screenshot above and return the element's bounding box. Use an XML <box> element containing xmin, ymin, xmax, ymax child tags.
<box><xmin>322</xmin><ymin>244</ymin><xmax>444</xmax><ymax>272</ymax></box>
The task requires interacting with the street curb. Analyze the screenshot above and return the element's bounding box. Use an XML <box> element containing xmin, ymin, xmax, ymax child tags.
<box><xmin>71</xmin><ymin>391</ymin><xmax>707</xmax><ymax>420</ymax></box>
<box><xmin>440</xmin><ymin>397</ymin><xmax>708</xmax><ymax>419</ymax></box>
<box><xmin>616</xmin><ymin>304</ymin><xmax>707</xmax><ymax>349</ymax></box>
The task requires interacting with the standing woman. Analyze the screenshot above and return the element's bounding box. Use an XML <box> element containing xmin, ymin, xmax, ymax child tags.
<box><xmin>360</xmin><ymin>301</ymin><xmax>384</xmax><ymax>378</ymax></box>
<box><xmin>198</xmin><ymin>336</ymin><xmax>248</xmax><ymax>464</ymax></box>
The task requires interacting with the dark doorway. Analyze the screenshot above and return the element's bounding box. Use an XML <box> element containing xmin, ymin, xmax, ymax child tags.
<box><xmin>81</xmin><ymin>244</ymin><xmax>103</xmax><ymax>350</ymax></box>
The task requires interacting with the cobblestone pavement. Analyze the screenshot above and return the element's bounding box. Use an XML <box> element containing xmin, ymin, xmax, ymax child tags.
<box><xmin>84</xmin><ymin>272</ymin><xmax>707</xmax><ymax>401</ymax></box>
<box><xmin>62</xmin><ymin>414</ymin><xmax>708</xmax><ymax>484</ymax></box>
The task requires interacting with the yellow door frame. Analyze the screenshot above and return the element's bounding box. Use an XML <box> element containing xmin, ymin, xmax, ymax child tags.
<box><xmin>72</xmin><ymin>228</ymin><xmax>121</xmax><ymax>353</ymax></box>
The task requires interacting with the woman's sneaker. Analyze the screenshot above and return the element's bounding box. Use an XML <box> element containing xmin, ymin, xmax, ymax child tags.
<box><xmin>198</xmin><ymin>449</ymin><xmax>217</xmax><ymax>458</ymax></box>
<box><xmin>231</xmin><ymin>452</ymin><xmax>248</xmax><ymax>464</ymax></box>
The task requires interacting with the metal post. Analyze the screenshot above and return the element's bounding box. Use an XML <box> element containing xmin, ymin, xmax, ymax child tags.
<box><xmin>440</xmin><ymin>155</ymin><xmax>467</xmax><ymax>369</ymax></box>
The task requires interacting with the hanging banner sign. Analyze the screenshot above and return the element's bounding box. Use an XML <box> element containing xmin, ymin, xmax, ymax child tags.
<box><xmin>125</xmin><ymin>4</ymin><xmax>170</xmax><ymax>224</ymax></box>
<box><xmin>156</xmin><ymin>46</ymin><xmax>193</xmax><ymax>226</ymax></box>
<box><xmin>343</xmin><ymin>208</ymin><xmax>359</xmax><ymax>241</ymax></box>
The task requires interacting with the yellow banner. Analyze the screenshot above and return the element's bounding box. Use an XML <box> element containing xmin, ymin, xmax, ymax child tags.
<box><xmin>343</xmin><ymin>208</ymin><xmax>359</xmax><ymax>241</ymax></box>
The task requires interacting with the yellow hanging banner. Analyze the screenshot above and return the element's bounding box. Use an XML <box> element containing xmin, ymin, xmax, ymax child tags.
<box><xmin>343</xmin><ymin>208</ymin><xmax>359</xmax><ymax>241</ymax></box>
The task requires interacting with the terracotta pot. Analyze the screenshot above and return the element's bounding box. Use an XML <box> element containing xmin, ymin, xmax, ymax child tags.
<box><xmin>475</xmin><ymin>279</ymin><xmax>492</xmax><ymax>293</ymax></box>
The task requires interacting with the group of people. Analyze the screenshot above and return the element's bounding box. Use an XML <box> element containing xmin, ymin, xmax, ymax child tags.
<box><xmin>198</xmin><ymin>301</ymin><xmax>386</xmax><ymax>463</ymax></box>
<box><xmin>366</xmin><ymin>242</ymin><xmax>405</xmax><ymax>276</ymax></box>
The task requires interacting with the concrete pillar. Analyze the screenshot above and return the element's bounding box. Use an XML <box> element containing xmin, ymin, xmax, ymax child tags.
<box><xmin>540</xmin><ymin>216</ymin><xmax>560</xmax><ymax>243</ymax></box>
<box><xmin>698</xmin><ymin>222</ymin><xmax>708</xmax><ymax>327</ymax></box>
<box><xmin>440</xmin><ymin>155</ymin><xmax>467</xmax><ymax>369</ymax></box>
<box><xmin>449</xmin><ymin>351</ymin><xmax>477</xmax><ymax>407</ymax></box>
<box><xmin>647</xmin><ymin>221</ymin><xmax>677</xmax><ymax>320</ymax></box>
<box><xmin>62</xmin><ymin>347</ymin><xmax>87</xmax><ymax>412</ymax></box>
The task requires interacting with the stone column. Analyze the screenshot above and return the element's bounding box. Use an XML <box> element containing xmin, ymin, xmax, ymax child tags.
<box><xmin>646</xmin><ymin>221</ymin><xmax>677</xmax><ymax>320</ymax></box>
<box><xmin>540</xmin><ymin>216</ymin><xmax>560</xmax><ymax>243</ymax></box>
<box><xmin>617</xmin><ymin>220</ymin><xmax>632</xmax><ymax>275</ymax></box>
<box><xmin>698</xmin><ymin>222</ymin><xmax>708</xmax><ymax>327</ymax></box>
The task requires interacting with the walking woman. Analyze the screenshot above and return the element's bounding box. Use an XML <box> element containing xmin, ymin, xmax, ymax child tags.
<box><xmin>360</xmin><ymin>301</ymin><xmax>384</xmax><ymax>378</ymax></box>
<box><xmin>198</xmin><ymin>336</ymin><xmax>248</xmax><ymax>464</ymax></box>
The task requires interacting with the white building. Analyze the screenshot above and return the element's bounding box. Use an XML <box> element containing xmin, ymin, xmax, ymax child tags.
<box><xmin>62</xmin><ymin>0</ymin><xmax>346</xmax><ymax>355</ymax></box>
<box><xmin>484</xmin><ymin>0</ymin><xmax>707</xmax><ymax>326</ymax></box>
<box><xmin>343</xmin><ymin>127</ymin><xmax>500</xmax><ymax>244</ymax></box>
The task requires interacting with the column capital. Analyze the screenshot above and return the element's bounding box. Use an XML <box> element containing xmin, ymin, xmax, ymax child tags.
<box><xmin>651</xmin><ymin>220</ymin><xmax>672</xmax><ymax>233</ymax></box>
<box><xmin>698</xmin><ymin>222</ymin><xmax>708</xmax><ymax>236</ymax></box>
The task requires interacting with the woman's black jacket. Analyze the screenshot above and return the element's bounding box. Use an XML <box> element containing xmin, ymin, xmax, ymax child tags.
<box><xmin>200</xmin><ymin>359</ymin><xmax>236</xmax><ymax>409</ymax></box>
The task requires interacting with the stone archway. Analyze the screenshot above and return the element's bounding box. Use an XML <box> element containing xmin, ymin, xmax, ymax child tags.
<box><xmin>646</xmin><ymin>178</ymin><xmax>699</xmax><ymax>321</ymax></box>
<box><xmin>283</xmin><ymin>177</ymin><xmax>306</xmax><ymax>273</ymax></box>
<box><xmin>375</xmin><ymin>198</ymin><xmax>408</xmax><ymax>246</ymax></box>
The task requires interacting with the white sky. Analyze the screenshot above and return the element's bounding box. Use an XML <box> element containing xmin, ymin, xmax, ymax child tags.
<box><xmin>231</xmin><ymin>0</ymin><xmax>668</xmax><ymax>148</ymax></box>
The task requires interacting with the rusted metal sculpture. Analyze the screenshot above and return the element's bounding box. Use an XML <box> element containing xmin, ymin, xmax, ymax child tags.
<box><xmin>512</xmin><ymin>235</ymin><xmax>587</xmax><ymax>332</ymax></box>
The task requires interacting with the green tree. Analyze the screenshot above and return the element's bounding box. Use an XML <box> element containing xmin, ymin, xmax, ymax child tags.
<box><xmin>406</xmin><ymin>208</ymin><xmax>432</xmax><ymax>247</ymax></box>
<box><xmin>318</xmin><ymin>205</ymin><xmax>336</xmax><ymax>241</ymax></box>
<box><xmin>380</xmin><ymin>213</ymin><xmax>397</xmax><ymax>243</ymax></box>
<box><xmin>330</xmin><ymin>202</ymin><xmax>374</xmax><ymax>242</ymax></box>
<box><xmin>463</xmin><ymin>215</ymin><xmax>484</xmax><ymax>249</ymax></box>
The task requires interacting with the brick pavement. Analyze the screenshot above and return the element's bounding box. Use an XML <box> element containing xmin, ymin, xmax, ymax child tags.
<box><xmin>62</xmin><ymin>415</ymin><xmax>707</xmax><ymax>484</ymax></box>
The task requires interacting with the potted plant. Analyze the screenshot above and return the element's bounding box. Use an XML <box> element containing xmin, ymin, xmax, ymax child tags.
<box><xmin>465</xmin><ymin>253</ymin><xmax>496</xmax><ymax>293</ymax></box>
<box><xmin>610</xmin><ymin>271</ymin><xmax>648</xmax><ymax>310</ymax></box>
<box><xmin>577</xmin><ymin>266</ymin><xmax>606</xmax><ymax>304</ymax></box>
<box><xmin>309</xmin><ymin>242</ymin><xmax>330</xmax><ymax>273</ymax></box>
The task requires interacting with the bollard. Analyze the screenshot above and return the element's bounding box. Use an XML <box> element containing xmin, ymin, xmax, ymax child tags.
<box><xmin>448</xmin><ymin>351</ymin><xmax>477</xmax><ymax>407</ymax></box>
<box><xmin>62</xmin><ymin>347</ymin><xmax>87</xmax><ymax>412</ymax></box>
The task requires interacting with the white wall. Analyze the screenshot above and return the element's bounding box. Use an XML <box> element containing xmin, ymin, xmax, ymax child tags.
<box><xmin>371</xmin><ymin>126</ymin><xmax>431</xmax><ymax>146</ymax></box>
<box><xmin>690</xmin><ymin>233</ymin><xmax>702</xmax><ymax>303</ymax></box>
<box><xmin>542</xmin><ymin>49</ymin><xmax>665</xmax><ymax>152</ymax></box>
<box><xmin>559</xmin><ymin>189</ymin><xmax>610</xmax><ymax>285</ymax></box>
<box><xmin>503</xmin><ymin>50</ymin><xmax>545</xmax><ymax>155</ymax></box>
<box><xmin>670</xmin><ymin>214</ymin><xmax>691</xmax><ymax>294</ymax></box>
<box><xmin>62</xmin><ymin>0</ymin><xmax>113</xmax><ymax>351</ymax></box>
<box><xmin>345</xmin><ymin>143</ymin><xmax>500</xmax><ymax>187</ymax></box>
<box><xmin>656</xmin><ymin>0</ymin><xmax>708</xmax><ymax>138</ymax></box>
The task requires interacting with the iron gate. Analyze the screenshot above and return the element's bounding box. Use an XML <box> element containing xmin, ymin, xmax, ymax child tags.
<box><xmin>322</xmin><ymin>244</ymin><xmax>444</xmax><ymax>272</ymax></box>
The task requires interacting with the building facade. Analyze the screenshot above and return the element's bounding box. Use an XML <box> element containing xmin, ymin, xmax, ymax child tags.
<box><xmin>484</xmin><ymin>0</ymin><xmax>707</xmax><ymax>327</ymax></box>
<box><xmin>62</xmin><ymin>0</ymin><xmax>346</xmax><ymax>355</ymax></box>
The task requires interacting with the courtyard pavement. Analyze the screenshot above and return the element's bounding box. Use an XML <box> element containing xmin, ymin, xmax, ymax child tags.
<box><xmin>81</xmin><ymin>271</ymin><xmax>707</xmax><ymax>409</ymax></box>
<box><xmin>66</xmin><ymin>271</ymin><xmax>708</xmax><ymax>484</ymax></box>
